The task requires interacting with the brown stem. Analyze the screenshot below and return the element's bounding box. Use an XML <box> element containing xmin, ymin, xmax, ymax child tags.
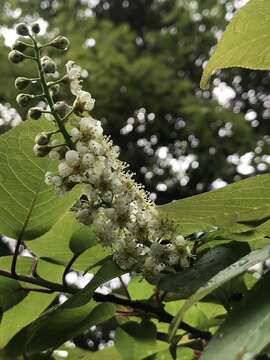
<box><xmin>0</xmin><ymin>267</ymin><xmax>211</xmax><ymax>341</ymax></box>
<box><xmin>62</xmin><ymin>253</ymin><xmax>80</xmax><ymax>288</ymax></box>
<box><xmin>119</xmin><ymin>276</ymin><xmax>131</xmax><ymax>300</ymax></box>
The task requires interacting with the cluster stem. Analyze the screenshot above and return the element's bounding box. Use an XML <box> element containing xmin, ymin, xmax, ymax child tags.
<box><xmin>32</xmin><ymin>40</ymin><xmax>75</xmax><ymax>149</ymax></box>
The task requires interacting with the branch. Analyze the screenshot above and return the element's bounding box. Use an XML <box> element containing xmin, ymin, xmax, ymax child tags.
<box><xmin>0</xmin><ymin>267</ymin><xmax>211</xmax><ymax>341</ymax></box>
<box><xmin>92</xmin><ymin>293</ymin><xmax>212</xmax><ymax>341</ymax></box>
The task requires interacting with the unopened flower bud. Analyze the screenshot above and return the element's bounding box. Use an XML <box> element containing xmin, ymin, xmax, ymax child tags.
<box><xmin>8</xmin><ymin>50</ymin><xmax>25</xmax><ymax>64</ymax></box>
<box><xmin>53</xmin><ymin>101</ymin><xmax>68</xmax><ymax>117</ymax></box>
<box><xmin>43</xmin><ymin>60</ymin><xmax>56</xmax><ymax>74</ymax></box>
<box><xmin>76</xmin><ymin>208</ymin><xmax>94</xmax><ymax>225</ymax></box>
<box><xmin>15</xmin><ymin>23</ymin><xmax>29</xmax><ymax>36</ymax></box>
<box><xmin>41</xmin><ymin>57</ymin><xmax>56</xmax><ymax>74</ymax></box>
<box><xmin>50</xmin><ymin>36</ymin><xmax>70</xmax><ymax>50</ymax></box>
<box><xmin>58</xmin><ymin>162</ymin><xmax>73</xmax><ymax>177</ymax></box>
<box><xmin>16</xmin><ymin>94</ymin><xmax>33</xmax><ymax>107</ymax></box>
<box><xmin>174</xmin><ymin>235</ymin><xmax>186</xmax><ymax>249</ymax></box>
<box><xmin>35</xmin><ymin>132</ymin><xmax>51</xmax><ymax>146</ymax></box>
<box><xmin>65</xmin><ymin>150</ymin><xmax>80</xmax><ymax>166</ymax></box>
<box><xmin>31</xmin><ymin>22</ymin><xmax>40</xmax><ymax>34</ymax></box>
<box><xmin>28</xmin><ymin>107</ymin><xmax>43</xmax><ymax>120</ymax></box>
<box><xmin>33</xmin><ymin>144</ymin><xmax>51</xmax><ymax>157</ymax></box>
<box><xmin>12</xmin><ymin>40</ymin><xmax>28</xmax><ymax>52</ymax></box>
<box><xmin>15</xmin><ymin>77</ymin><xmax>31</xmax><ymax>90</ymax></box>
<box><xmin>49</xmin><ymin>84</ymin><xmax>60</xmax><ymax>96</ymax></box>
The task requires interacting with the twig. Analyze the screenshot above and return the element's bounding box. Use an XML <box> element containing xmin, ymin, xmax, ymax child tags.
<box><xmin>62</xmin><ymin>253</ymin><xmax>80</xmax><ymax>288</ymax></box>
<box><xmin>119</xmin><ymin>276</ymin><xmax>131</xmax><ymax>300</ymax></box>
<box><xmin>0</xmin><ymin>266</ymin><xmax>211</xmax><ymax>341</ymax></box>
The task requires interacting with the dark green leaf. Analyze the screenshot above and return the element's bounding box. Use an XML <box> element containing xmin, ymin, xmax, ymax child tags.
<box><xmin>158</xmin><ymin>242</ymin><xmax>250</xmax><ymax>296</ymax></box>
<box><xmin>69</xmin><ymin>226</ymin><xmax>97</xmax><ymax>255</ymax></box>
<box><xmin>115</xmin><ymin>320</ymin><xmax>168</xmax><ymax>360</ymax></box>
<box><xmin>0</xmin><ymin>277</ymin><xmax>26</xmax><ymax>312</ymax></box>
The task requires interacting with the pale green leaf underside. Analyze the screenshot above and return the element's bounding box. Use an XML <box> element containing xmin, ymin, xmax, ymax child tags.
<box><xmin>28</xmin><ymin>212</ymin><xmax>110</xmax><ymax>271</ymax></box>
<box><xmin>159</xmin><ymin>174</ymin><xmax>270</xmax><ymax>236</ymax></box>
<box><xmin>169</xmin><ymin>245</ymin><xmax>270</xmax><ymax>341</ymax></box>
<box><xmin>0</xmin><ymin>120</ymin><xmax>79</xmax><ymax>240</ymax></box>
<box><xmin>201</xmin><ymin>0</ymin><xmax>270</xmax><ymax>89</ymax></box>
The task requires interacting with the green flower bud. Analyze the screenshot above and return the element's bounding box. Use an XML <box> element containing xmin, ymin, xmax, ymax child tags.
<box><xmin>8</xmin><ymin>50</ymin><xmax>25</xmax><ymax>64</ymax></box>
<box><xmin>50</xmin><ymin>36</ymin><xmax>70</xmax><ymax>50</ymax></box>
<box><xmin>41</xmin><ymin>57</ymin><xmax>56</xmax><ymax>74</ymax></box>
<box><xmin>16</xmin><ymin>94</ymin><xmax>33</xmax><ymax>107</ymax></box>
<box><xmin>35</xmin><ymin>132</ymin><xmax>51</xmax><ymax>146</ymax></box>
<box><xmin>49</xmin><ymin>83</ymin><xmax>60</xmax><ymax>96</ymax></box>
<box><xmin>76</xmin><ymin>208</ymin><xmax>94</xmax><ymax>225</ymax></box>
<box><xmin>33</xmin><ymin>144</ymin><xmax>51</xmax><ymax>157</ymax></box>
<box><xmin>15</xmin><ymin>23</ymin><xmax>29</xmax><ymax>36</ymax></box>
<box><xmin>28</xmin><ymin>107</ymin><xmax>43</xmax><ymax>120</ymax></box>
<box><xmin>31</xmin><ymin>22</ymin><xmax>40</xmax><ymax>34</ymax></box>
<box><xmin>53</xmin><ymin>101</ymin><xmax>68</xmax><ymax>117</ymax></box>
<box><xmin>15</xmin><ymin>77</ymin><xmax>31</xmax><ymax>90</ymax></box>
<box><xmin>12</xmin><ymin>40</ymin><xmax>28</xmax><ymax>52</ymax></box>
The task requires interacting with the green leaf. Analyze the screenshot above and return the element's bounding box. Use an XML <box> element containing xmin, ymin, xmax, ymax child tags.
<box><xmin>159</xmin><ymin>174</ymin><xmax>270</xmax><ymax>236</ymax></box>
<box><xmin>0</xmin><ymin>292</ymin><xmax>55</xmax><ymax>349</ymax></box>
<box><xmin>128</xmin><ymin>276</ymin><xmax>155</xmax><ymax>300</ymax></box>
<box><xmin>168</xmin><ymin>244</ymin><xmax>270</xmax><ymax>342</ymax></box>
<box><xmin>158</xmin><ymin>242</ymin><xmax>250</xmax><ymax>296</ymax></box>
<box><xmin>201</xmin><ymin>271</ymin><xmax>270</xmax><ymax>360</ymax></box>
<box><xmin>0</xmin><ymin>277</ymin><xmax>26</xmax><ymax>312</ymax></box>
<box><xmin>0</xmin><ymin>119</ymin><xmax>79</xmax><ymax>241</ymax></box>
<box><xmin>0</xmin><ymin>256</ymin><xmax>33</xmax><ymax>276</ymax></box>
<box><xmin>115</xmin><ymin>320</ymin><xmax>168</xmax><ymax>360</ymax></box>
<box><xmin>69</xmin><ymin>226</ymin><xmax>97</xmax><ymax>255</ymax></box>
<box><xmin>165</xmin><ymin>300</ymin><xmax>225</xmax><ymax>331</ymax></box>
<box><xmin>28</xmin><ymin>212</ymin><xmax>109</xmax><ymax>272</ymax></box>
<box><xmin>200</xmin><ymin>0</ymin><xmax>270</xmax><ymax>89</ymax></box>
<box><xmin>4</xmin><ymin>260</ymin><xmax>123</xmax><ymax>356</ymax></box>
<box><xmin>0</xmin><ymin>255</ymin><xmax>64</xmax><ymax>284</ymax></box>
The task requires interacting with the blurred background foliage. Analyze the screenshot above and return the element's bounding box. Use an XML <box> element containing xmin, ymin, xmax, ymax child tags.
<box><xmin>0</xmin><ymin>0</ymin><xmax>268</xmax><ymax>204</ymax></box>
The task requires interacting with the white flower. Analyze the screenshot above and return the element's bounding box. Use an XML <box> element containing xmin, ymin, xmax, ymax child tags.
<box><xmin>65</xmin><ymin>150</ymin><xmax>80</xmax><ymax>166</ymax></box>
<box><xmin>66</xmin><ymin>61</ymin><xmax>82</xmax><ymax>96</ymax></box>
<box><xmin>77</xmin><ymin>90</ymin><xmax>95</xmax><ymax>111</ymax></box>
<box><xmin>45</xmin><ymin>172</ymin><xmax>54</xmax><ymax>186</ymax></box>
<box><xmin>49</xmin><ymin>150</ymin><xmax>60</xmax><ymax>160</ymax></box>
<box><xmin>58</xmin><ymin>162</ymin><xmax>73</xmax><ymax>177</ymax></box>
<box><xmin>88</xmin><ymin>140</ymin><xmax>103</xmax><ymax>156</ymax></box>
<box><xmin>71</xmin><ymin>127</ymin><xmax>80</xmax><ymax>141</ymax></box>
<box><xmin>52</xmin><ymin>176</ymin><xmax>62</xmax><ymax>187</ymax></box>
<box><xmin>43</xmin><ymin>64</ymin><xmax>190</xmax><ymax>279</ymax></box>
<box><xmin>173</xmin><ymin>235</ymin><xmax>186</xmax><ymax>249</ymax></box>
<box><xmin>82</xmin><ymin>153</ymin><xmax>94</xmax><ymax>167</ymax></box>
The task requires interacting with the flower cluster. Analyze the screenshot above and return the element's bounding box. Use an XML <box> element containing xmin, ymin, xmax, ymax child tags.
<box><xmin>9</xmin><ymin>23</ymin><xmax>190</xmax><ymax>282</ymax></box>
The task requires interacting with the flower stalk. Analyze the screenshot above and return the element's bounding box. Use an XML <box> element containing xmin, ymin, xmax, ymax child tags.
<box><xmin>9</xmin><ymin>21</ymin><xmax>190</xmax><ymax>284</ymax></box>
